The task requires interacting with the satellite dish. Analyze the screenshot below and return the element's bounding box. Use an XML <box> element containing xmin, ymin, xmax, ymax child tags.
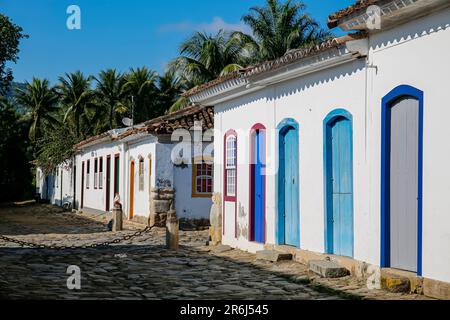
<box><xmin>122</xmin><ymin>117</ymin><xmax>133</xmax><ymax>127</ymax></box>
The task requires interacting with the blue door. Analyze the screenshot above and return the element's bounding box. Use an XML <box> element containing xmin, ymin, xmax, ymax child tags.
<box><xmin>326</xmin><ymin>116</ymin><xmax>354</xmax><ymax>257</ymax></box>
<box><xmin>279</xmin><ymin>126</ymin><xmax>300</xmax><ymax>247</ymax></box>
<box><xmin>253</xmin><ymin>130</ymin><xmax>265</xmax><ymax>243</ymax></box>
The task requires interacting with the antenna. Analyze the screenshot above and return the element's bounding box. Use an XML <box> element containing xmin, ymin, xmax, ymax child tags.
<box><xmin>131</xmin><ymin>95</ymin><xmax>135</xmax><ymax>128</ymax></box>
<box><xmin>121</xmin><ymin>95</ymin><xmax>135</xmax><ymax>127</ymax></box>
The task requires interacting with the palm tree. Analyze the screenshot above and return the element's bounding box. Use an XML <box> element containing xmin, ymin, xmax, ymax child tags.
<box><xmin>95</xmin><ymin>69</ymin><xmax>126</xmax><ymax>130</ymax></box>
<box><xmin>156</xmin><ymin>70</ymin><xmax>190</xmax><ymax>113</ymax></box>
<box><xmin>57</xmin><ymin>71</ymin><xmax>97</xmax><ymax>139</ymax></box>
<box><xmin>169</xmin><ymin>30</ymin><xmax>245</xmax><ymax>88</ymax></box>
<box><xmin>15</xmin><ymin>78</ymin><xmax>59</xmax><ymax>142</ymax></box>
<box><xmin>231</xmin><ymin>0</ymin><xmax>332</xmax><ymax>62</ymax></box>
<box><xmin>123</xmin><ymin>67</ymin><xmax>159</xmax><ymax>123</ymax></box>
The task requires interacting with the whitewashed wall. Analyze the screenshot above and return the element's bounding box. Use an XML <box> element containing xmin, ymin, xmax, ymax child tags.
<box><xmin>75</xmin><ymin>142</ymin><xmax>123</xmax><ymax>213</ymax></box>
<box><xmin>368</xmin><ymin>8</ymin><xmax>450</xmax><ymax>283</ymax></box>
<box><xmin>215</xmin><ymin>59</ymin><xmax>368</xmax><ymax>255</ymax></box>
<box><xmin>174</xmin><ymin>165</ymin><xmax>213</xmax><ymax>220</ymax></box>
<box><xmin>215</xmin><ymin>8</ymin><xmax>450</xmax><ymax>284</ymax></box>
<box><xmin>123</xmin><ymin>137</ymin><xmax>157</xmax><ymax>219</ymax></box>
<box><xmin>52</xmin><ymin>162</ymin><xmax>74</xmax><ymax>207</ymax></box>
<box><xmin>75</xmin><ymin>137</ymin><xmax>212</xmax><ymax>220</ymax></box>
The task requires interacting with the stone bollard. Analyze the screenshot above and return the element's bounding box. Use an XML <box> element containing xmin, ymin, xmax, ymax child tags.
<box><xmin>166</xmin><ymin>210</ymin><xmax>179</xmax><ymax>251</ymax></box>
<box><xmin>112</xmin><ymin>206</ymin><xmax>123</xmax><ymax>232</ymax></box>
<box><xmin>209</xmin><ymin>193</ymin><xmax>223</xmax><ymax>246</ymax></box>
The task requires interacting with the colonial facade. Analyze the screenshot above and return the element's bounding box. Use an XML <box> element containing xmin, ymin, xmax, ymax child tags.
<box><xmin>37</xmin><ymin>105</ymin><xmax>214</xmax><ymax>224</ymax></box>
<box><xmin>186</xmin><ymin>0</ymin><xmax>450</xmax><ymax>298</ymax></box>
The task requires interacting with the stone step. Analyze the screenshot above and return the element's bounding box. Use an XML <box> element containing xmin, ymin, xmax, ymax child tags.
<box><xmin>309</xmin><ymin>260</ymin><xmax>349</xmax><ymax>278</ymax></box>
<box><xmin>213</xmin><ymin>245</ymin><xmax>233</xmax><ymax>254</ymax></box>
<box><xmin>256</xmin><ymin>250</ymin><xmax>293</xmax><ymax>263</ymax></box>
<box><xmin>381</xmin><ymin>268</ymin><xmax>422</xmax><ymax>294</ymax></box>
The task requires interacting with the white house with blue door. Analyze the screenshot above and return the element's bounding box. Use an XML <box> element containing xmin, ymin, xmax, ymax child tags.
<box><xmin>186</xmin><ymin>0</ymin><xmax>450</xmax><ymax>299</ymax></box>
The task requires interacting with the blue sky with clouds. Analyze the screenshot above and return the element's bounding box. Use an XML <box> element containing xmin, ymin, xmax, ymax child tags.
<box><xmin>1</xmin><ymin>0</ymin><xmax>355</xmax><ymax>84</ymax></box>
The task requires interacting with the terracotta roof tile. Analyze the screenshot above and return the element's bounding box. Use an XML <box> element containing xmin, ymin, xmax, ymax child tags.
<box><xmin>183</xmin><ymin>32</ymin><xmax>367</xmax><ymax>98</ymax></box>
<box><xmin>328</xmin><ymin>0</ymin><xmax>384</xmax><ymax>29</ymax></box>
<box><xmin>75</xmin><ymin>104</ymin><xmax>214</xmax><ymax>150</ymax></box>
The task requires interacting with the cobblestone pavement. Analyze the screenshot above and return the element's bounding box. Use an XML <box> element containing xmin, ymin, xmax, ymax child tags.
<box><xmin>0</xmin><ymin>203</ymin><xmax>430</xmax><ymax>300</ymax></box>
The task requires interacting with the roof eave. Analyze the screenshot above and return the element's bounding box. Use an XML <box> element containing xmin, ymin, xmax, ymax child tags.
<box><xmin>190</xmin><ymin>41</ymin><xmax>368</xmax><ymax>106</ymax></box>
<box><xmin>331</xmin><ymin>0</ymin><xmax>450</xmax><ymax>32</ymax></box>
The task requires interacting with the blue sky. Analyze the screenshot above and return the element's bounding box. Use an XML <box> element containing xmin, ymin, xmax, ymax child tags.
<box><xmin>1</xmin><ymin>0</ymin><xmax>354</xmax><ymax>84</ymax></box>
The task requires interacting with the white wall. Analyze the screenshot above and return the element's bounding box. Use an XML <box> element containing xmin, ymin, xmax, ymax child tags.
<box><xmin>174</xmin><ymin>164</ymin><xmax>212</xmax><ymax>220</ymax></box>
<box><xmin>123</xmin><ymin>137</ymin><xmax>156</xmax><ymax>219</ymax></box>
<box><xmin>75</xmin><ymin>142</ymin><xmax>123</xmax><ymax>213</ymax></box>
<box><xmin>216</xmin><ymin>59</ymin><xmax>368</xmax><ymax>256</ymax></box>
<box><xmin>52</xmin><ymin>161</ymin><xmax>74</xmax><ymax>207</ymax></box>
<box><xmin>368</xmin><ymin>8</ymin><xmax>450</xmax><ymax>283</ymax></box>
<box><xmin>75</xmin><ymin>136</ymin><xmax>212</xmax><ymax>220</ymax></box>
<box><xmin>215</xmin><ymin>8</ymin><xmax>450</xmax><ymax>284</ymax></box>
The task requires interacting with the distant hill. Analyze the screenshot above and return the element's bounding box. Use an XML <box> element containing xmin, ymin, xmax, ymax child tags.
<box><xmin>6</xmin><ymin>82</ymin><xmax>26</xmax><ymax>99</ymax></box>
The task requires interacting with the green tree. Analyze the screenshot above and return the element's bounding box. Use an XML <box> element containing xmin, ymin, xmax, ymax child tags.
<box><xmin>94</xmin><ymin>69</ymin><xmax>127</xmax><ymax>130</ymax></box>
<box><xmin>15</xmin><ymin>78</ymin><xmax>59</xmax><ymax>142</ymax></box>
<box><xmin>35</xmin><ymin>115</ymin><xmax>79</xmax><ymax>175</ymax></box>
<box><xmin>0</xmin><ymin>14</ymin><xmax>28</xmax><ymax>96</ymax></box>
<box><xmin>123</xmin><ymin>67</ymin><xmax>159</xmax><ymax>123</ymax></box>
<box><xmin>156</xmin><ymin>70</ymin><xmax>191</xmax><ymax>113</ymax></box>
<box><xmin>231</xmin><ymin>0</ymin><xmax>332</xmax><ymax>62</ymax></box>
<box><xmin>0</xmin><ymin>98</ymin><xmax>33</xmax><ymax>201</ymax></box>
<box><xmin>57</xmin><ymin>71</ymin><xmax>98</xmax><ymax>139</ymax></box>
<box><xmin>169</xmin><ymin>30</ymin><xmax>245</xmax><ymax>88</ymax></box>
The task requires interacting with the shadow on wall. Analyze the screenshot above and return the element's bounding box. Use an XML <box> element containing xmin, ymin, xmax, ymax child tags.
<box><xmin>237</xmin><ymin>202</ymin><xmax>248</xmax><ymax>240</ymax></box>
<box><xmin>369</xmin><ymin>8</ymin><xmax>450</xmax><ymax>52</ymax></box>
<box><xmin>216</xmin><ymin>60</ymin><xmax>366</xmax><ymax>116</ymax></box>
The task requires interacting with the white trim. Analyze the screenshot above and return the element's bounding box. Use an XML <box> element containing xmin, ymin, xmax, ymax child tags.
<box><xmin>190</xmin><ymin>44</ymin><xmax>366</xmax><ymax>105</ymax></box>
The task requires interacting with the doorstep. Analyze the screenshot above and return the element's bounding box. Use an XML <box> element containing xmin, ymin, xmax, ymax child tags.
<box><xmin>381</xmin><ymin>268</ymin><xmax>423</xmax><ymax>294</ymax></box>
<box><xmin>265</xmin><ymin>244</ymin><xmax>373</xmax><ymax>280</ymax></box>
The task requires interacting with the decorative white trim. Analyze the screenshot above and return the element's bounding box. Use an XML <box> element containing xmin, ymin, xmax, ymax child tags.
<box><xmin>190</xmin><ymin>44</ymin><xmax>364</xmax><ymax>106</ymax></box>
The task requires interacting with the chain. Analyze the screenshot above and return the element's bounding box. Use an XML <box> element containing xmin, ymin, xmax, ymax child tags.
<box><xmin>0</xmin><ymin>225</ymin><xmax>155</xmax><ymax>250</ymax></box>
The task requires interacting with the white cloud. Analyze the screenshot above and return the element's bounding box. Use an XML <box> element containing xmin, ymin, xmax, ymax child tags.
<box><xmin>158</xmin><ymin>17</ymin><xmax>252</xmax><ymax>34</ymax></box>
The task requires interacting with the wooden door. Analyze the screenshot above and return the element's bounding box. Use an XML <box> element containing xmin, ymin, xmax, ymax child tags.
<box><xmin>279</xmin><ymin>126</ymin><xmax>300</xmax><ymax>247</ymax></box>
<box><xmin>389</xmin><ymin>97</ymin><xmax>419</xmax><ymax>272</ymax></box>
<box><xmin>327</xmin><ymin>117</ymin><xmax>354</xmax><ymax>257</ymax></box>
<box><xmin>129</xmin><ymin>161</ymin><xmax>135</xmax><ymax>220</ymax></box>
<box><xmin>81</xmin><ymin>162</ymin><xmax>85</xmax><ymax>209</ymax></box>
<box><xmin>252</xmin><ymin>130</ymin><xmax>265</xmax><ymax>243</ymax></box>
<box><xmin>106</xmin><ymin>156</ymin><xmax>111</xmax><ymax>211</ymax></box>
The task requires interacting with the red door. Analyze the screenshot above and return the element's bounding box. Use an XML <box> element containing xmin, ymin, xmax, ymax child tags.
<box><xmin>81</xmin><ymin>162</ymin><xmax>85</xmax><ymax>209</ymax></box>
<box><xmin>106</xmin><ymin>156</ymin><xmax>111</xmax><ymax>211</ymax></box>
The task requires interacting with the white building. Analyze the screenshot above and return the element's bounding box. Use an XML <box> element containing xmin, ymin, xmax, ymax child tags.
<box><xmin>186</xmin><ymin>0</ymin><xmax>450</xmax><ymax>299</ymax></box>
<box><xmin>38</xmin><ymin>105</ymin><xmax>214</xmax><ymax>224</ymax></box>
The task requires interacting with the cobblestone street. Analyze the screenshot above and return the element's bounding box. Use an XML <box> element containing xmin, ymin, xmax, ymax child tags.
<box><xmin>0</xmin><ymin>203</ymin><xmax>430</xmax><ymax>300</ymax></box>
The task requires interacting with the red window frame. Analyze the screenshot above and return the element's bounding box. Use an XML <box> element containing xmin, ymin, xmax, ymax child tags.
<box><xmin>94</xmin><ymin>158</ymin><xmax>98</xmax><ymax>189</ymax></box>
<box><xmin>224</xmin><ymin>130</ymin><xmax>237</xmax><ymax>202</ymax></box>
<box><xmin>223</xmin><ymin>130</ymin><xmax>238</xmax><ymax>238</ymax></box>
<box><xmin>99</xmin><ymin>157</ymin><xmax>103</xmax><ymax>189</ymax></box>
